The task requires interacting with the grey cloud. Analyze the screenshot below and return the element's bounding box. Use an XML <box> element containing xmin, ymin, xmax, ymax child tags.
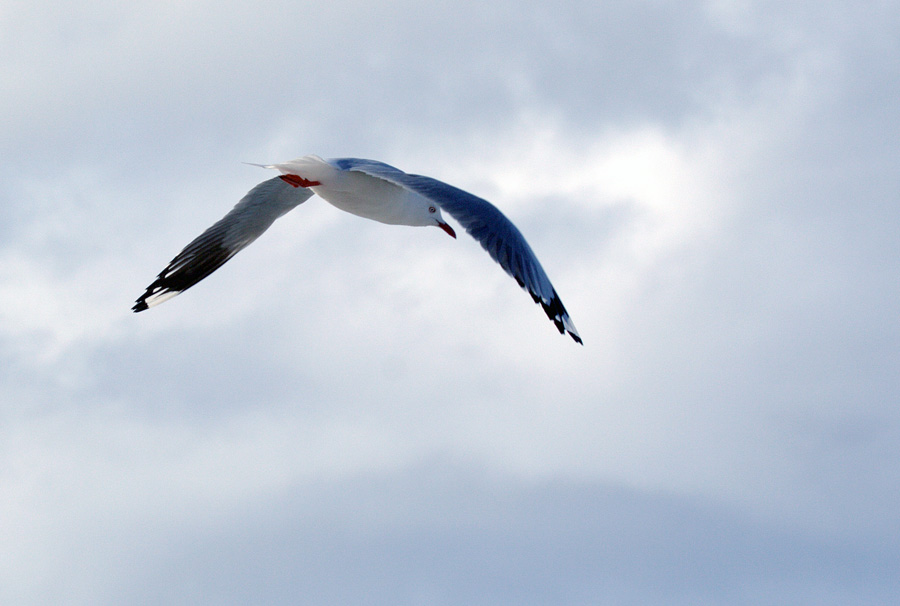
<box><xmin>77</xmin><ymin>466</ymin><xmax>900</xmax><ymax>605</ymax></box>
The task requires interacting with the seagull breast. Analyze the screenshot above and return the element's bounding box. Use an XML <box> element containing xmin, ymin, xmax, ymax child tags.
<box><xmin>270</xmin><ymin>156</ymin><xmax>431</xmax><ymax>227</ymax></box>
<box><xmin>312</xmin><ymin>170</ymin><xmax>429</xmax><ymax>226</ymax></box>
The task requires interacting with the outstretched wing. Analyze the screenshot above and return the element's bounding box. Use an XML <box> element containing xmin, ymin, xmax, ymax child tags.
<box><xmin>133</xmin><ymin>176</ymin><xmax>314</xmax><ymax>312</ymax></box>
<box><xmin>334</xmin><ymin>158</ymin><xmax>582</xmax><ymax>344</ymax></box>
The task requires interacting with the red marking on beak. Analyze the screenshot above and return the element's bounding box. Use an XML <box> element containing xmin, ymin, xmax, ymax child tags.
<box><xmin>279</xmin><ymin>174</ymin><xmax>322</xmax><ymax>188</ymax></box>
<box><xmin>438</xmin><ymin>221</ymin><xmax>456</xmax><ymax>239</ymax></box>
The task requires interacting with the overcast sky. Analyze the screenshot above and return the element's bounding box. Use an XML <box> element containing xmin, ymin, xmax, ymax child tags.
<box><xmin>1</xmin><ymin>1</ymin><xmax>898</xmax><ymax>604</ymax></box>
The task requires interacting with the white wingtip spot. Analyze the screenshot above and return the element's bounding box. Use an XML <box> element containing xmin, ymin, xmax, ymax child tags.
<box><xmin>142</xmin><ymin>290</ymin><xmax>181</xmax><ymax>308</ymax></box>
<box><xmin>565</xmin><ymin>322</ymin><xmax>582</xmax><ymax>344</ymax></box>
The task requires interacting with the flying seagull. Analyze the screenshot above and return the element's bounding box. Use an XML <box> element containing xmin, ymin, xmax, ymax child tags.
<box><xmin>133</xmin><ymin>156</ymin><xmax>582</xmax><ymax>344</ymax></box>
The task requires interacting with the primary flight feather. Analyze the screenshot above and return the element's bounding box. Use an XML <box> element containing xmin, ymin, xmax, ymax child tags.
<box><xmin>133</xmin><ymin>156</ymin><xmax>582</xmax><ymax>344</ymax></box>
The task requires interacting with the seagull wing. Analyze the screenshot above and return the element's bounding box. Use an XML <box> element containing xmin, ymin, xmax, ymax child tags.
<box><xmin>334</xmin><ymin>158</ymin><xmax>582</xmax><ymax>344</ymax></box>
<box><xmin>133</xmin><ymin>176</ymin><xmax>314</xmax><ymax>312</ymax></box>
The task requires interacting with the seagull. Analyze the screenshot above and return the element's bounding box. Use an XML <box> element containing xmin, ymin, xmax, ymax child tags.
<box><xmin>133</xmin><ymin>156</ymin><xmax>582</xmax><ymax>344</ymax></box>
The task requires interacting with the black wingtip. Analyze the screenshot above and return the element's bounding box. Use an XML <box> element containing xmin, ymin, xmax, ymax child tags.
<box><xmin>537</xmin><ymin>291</ymin><xmax>582</xmax><ymax>345</ymax></box>
<box><xmin>132</xmin><ymin>300</ymin><xmax>149</xmax><ymax>313</ymax></box>
<box><xmin>551</xmin><ymin>317</ymin><xmax>583</xmax><ymax>344</ymax></box>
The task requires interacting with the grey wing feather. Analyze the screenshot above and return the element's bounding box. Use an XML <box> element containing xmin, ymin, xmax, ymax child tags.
<box><xmin>336</xmin><ymin>158</ymin><xmax>582</xmax><ymax>343</ymax></box>
<box><xmin>132</xmin><ymin>176</ymin><xmax>313</xmax><ymax>312</ymax></box>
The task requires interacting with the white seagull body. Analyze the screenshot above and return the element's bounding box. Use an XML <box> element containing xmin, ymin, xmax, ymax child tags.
<box><xmin>133</xmin><ymin>156</ymin><xmax>582</xmax><ymax>344</ymax></box>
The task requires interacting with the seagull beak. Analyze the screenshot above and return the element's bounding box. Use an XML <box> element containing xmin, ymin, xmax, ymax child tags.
<box><xmin>437</xmin><ymin>220</ymin><xmax>457</xmax><ymax>239</ymax></box>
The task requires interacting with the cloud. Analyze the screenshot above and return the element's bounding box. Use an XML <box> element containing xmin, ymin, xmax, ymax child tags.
<box><xmin>1</xmin><ymin>0</ymin><xmax>899</xmax><ymax>604</ymax></box>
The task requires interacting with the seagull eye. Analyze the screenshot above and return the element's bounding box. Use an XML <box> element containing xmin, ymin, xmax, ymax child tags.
<box><xmin>428</xmin><ymin>206</ymin><xmax>436</xmax><ymax>213</ymax></box>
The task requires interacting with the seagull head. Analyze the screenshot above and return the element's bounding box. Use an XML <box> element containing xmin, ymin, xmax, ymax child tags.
<box><xmin>425</xmin><ymin>203</ymin><xmax>456</xmax><ymax>238</ymax></box>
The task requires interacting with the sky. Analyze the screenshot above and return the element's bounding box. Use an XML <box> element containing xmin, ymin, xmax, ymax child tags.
<box><xmin>1</xmin><ymin>0</ymin><xmax>898</xmax><ymax>604</ymax></box>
